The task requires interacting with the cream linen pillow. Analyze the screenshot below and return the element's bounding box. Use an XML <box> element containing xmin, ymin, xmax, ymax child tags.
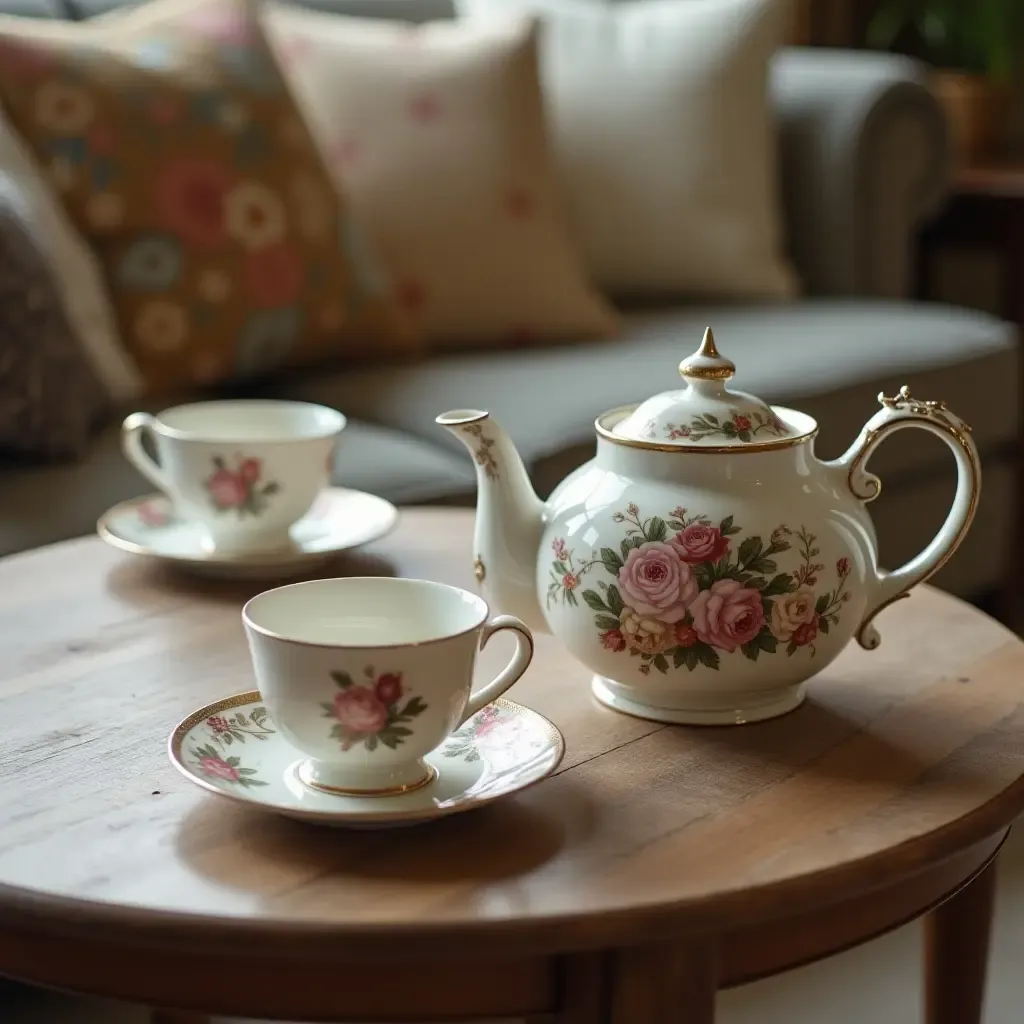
<box><xmin>263</xmin><ymin>4</ymin><xmax>617</xmax><ymax>348</ymax></box>
<box><xmin>457</xmin><ymin>0</ymin><xmax>799</xmax><ymax>301</ymax></box>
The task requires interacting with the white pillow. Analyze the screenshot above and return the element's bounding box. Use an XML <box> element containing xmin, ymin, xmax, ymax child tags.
<box><xmin>263</xmin><ymin>4</ymin><xmax>618</xmax><ymax>349</ymax></box>
<box><xmin>0</xmin><ymin>111</ymin><xmax>140</xmax><ymax>400</ymax></box>
<box><xmin>456</xmin><ymin>0</ymin><xmax>799</xmax><ymax>301</ymax></box>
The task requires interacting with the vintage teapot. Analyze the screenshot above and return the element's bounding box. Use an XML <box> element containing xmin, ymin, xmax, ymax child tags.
<box><xmin>437</xmin><ymin>328</ymin><xmax>980</xmax><ymax>725</ymax></box>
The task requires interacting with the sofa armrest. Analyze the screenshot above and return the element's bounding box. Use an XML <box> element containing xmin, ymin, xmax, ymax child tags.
<box><xmin>771</xmin><ymin>48</ymin><xmax>950</xmax><ymax>299</ymax></box>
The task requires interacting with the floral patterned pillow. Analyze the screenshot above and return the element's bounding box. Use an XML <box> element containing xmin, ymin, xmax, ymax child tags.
<box><xmin>0</xmin><ymin>0</ymin><xmax>413</xmax><ymax>394</ymax></box>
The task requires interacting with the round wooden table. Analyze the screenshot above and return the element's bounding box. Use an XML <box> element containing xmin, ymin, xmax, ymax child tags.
<box><xmin>1</xmin><ymin>508</ymin><xmax>1022</xmax><ymax>1024</ymax></box>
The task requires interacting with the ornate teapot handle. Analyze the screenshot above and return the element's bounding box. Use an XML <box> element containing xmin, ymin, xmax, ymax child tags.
<box><xmin>834</xmin><ymin>386</ymin><xmax>981</xmax><ymax>650</ymax></box>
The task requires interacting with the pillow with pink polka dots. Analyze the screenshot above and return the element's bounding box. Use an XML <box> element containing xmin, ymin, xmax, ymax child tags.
<box><xmin>0</xmin><ymin>0</ymin><xmax>415</xmax><ymax>395</ymax></box>
<box><xmin>262</xmin><ymin>3</ymin><xmax>618</xmax><ymax>350</ymax></box>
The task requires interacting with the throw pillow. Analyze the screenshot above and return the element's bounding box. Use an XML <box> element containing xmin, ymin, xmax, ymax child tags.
<box><xmin>262</xmin><ymin>4</ymin><xmax>617</xmax><ymax>349</ymax></box>
<box><xmin>0</xmin><ymin>0</ymin><xmax>412</xmax><ymax>395</ymax></box>
<box><xmin>0</xmin><ymin>172</ymin><xmax>108</xmax><ymax>460</ymax></box>
<box><xmin>456</xmin><ymin>0</ymin><xmax>799</xmax><ymax>302</ymax></box>
<box><xmin>0</xmin><ymin>111</ymin><xmax>140</xmax><ymax>402</ymax></box>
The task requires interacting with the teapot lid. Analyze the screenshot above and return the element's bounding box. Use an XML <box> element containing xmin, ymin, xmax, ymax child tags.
<box><xmin>604</xmin><ymin>327</ymin><xmax>814</xmax><ymax>450</ymax></box>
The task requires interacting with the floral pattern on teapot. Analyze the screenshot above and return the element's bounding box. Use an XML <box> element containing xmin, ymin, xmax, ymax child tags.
<box><xmin>643</xmin><ymin>408</ymin><xmax>788</xmax><ymax>443</ymax></box>
<box><xmin>546</xmin><ymin>503</ymin><xmax>852</xmax><ymax>675</ymax></box>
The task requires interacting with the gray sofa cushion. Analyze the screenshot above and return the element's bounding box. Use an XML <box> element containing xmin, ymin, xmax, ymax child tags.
<box><xmin>275</xmin><ymin>299</ymin><xmax>1017</xmax><ymax>492</ymax></box>
<box><xmin>0</xmin><ymin>419</ymin><xmax>474</xmax><ymax>557</ymax></box>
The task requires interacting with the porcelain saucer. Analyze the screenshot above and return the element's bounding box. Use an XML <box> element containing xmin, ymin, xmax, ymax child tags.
<box><xmin>168</xmin><ymin>692</ymin><xmax>565</xmax><ymax>828</ymax></box>
<box><xmin>97</xmin><ymin>487</ymin><xmax>398</xmax><ymax>580</ymax></box>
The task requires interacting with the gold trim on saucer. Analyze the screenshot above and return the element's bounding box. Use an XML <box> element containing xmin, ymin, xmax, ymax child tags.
<box><xmin>296</xmin><ymin>761</ymin><xmax>438</xmax><ymax>798</ymax></box>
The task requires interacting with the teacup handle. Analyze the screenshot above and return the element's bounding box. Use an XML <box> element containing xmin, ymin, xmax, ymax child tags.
<box><xmin>460</xmin><ymin>614</ymin><xmax>535</xmax><ymax>726</ymax></box>
<box><xmin>122</xmin><ymin>412</ymin><xmax>172</xmax><ymax>495</ymax></box>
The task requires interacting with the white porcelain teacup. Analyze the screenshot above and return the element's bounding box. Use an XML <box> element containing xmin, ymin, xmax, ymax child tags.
<box><xmin>242</xmin><ymin>577</ymin><xmax>535</xmax><ymax>795</ymax></box>
<box><xmin>122</xmin><ymin>399</ymin><xmax>346</xmax><ymax>556</ymax></box>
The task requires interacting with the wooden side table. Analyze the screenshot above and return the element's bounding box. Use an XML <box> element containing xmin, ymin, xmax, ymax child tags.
<box><xmin>0</xmin><ymin>509</ymin><xmax>1023</xmax><ymax>1023</ymax></box>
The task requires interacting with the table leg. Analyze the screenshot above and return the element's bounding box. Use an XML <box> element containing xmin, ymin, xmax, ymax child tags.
<box><xmin>924</xmin><ymin>857</ymin><xmax>998</xmax><ymax>1024</ymax></box>
<box><xmin>608</xmin><ymin>940</ymin><xmax>717</xmax><ymax>1024</ymax></box>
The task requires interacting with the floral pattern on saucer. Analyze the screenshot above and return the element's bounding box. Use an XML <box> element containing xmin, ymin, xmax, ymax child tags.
<box><xmin>189</xmin><ymin>742</ymin><xmax>267</xmax><ymax>787</ymax></box>
<box><xmin>168</xmin><ymin>693</ymin><xmax>564</xmax><ymax>828</ymax></box>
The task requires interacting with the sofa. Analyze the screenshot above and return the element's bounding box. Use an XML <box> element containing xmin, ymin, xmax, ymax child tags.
<box><xmin>0</xmin><ymin>0</ymin><xmax>1018</xmax><ymax>610</ymax></box>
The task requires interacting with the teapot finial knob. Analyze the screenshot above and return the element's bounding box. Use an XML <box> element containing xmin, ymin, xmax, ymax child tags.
<box><xmin>678</xmin><ymin>326</ymin><xmax>736</xmax><ymax>382</ymax></box>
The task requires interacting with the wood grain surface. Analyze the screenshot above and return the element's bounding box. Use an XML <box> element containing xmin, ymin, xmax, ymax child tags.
<box><xmin>0</xmin><ymin>508</ymin><xmax>1023</xmax><ymax>1018</ymax></box>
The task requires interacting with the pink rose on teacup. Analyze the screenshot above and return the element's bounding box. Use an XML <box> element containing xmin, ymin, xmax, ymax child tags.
<box><xmin>670</xmin><ymin>524</ymin><xmax>729</xmax><ymax>564</ymax></box>
<box><xmin>617</xmin><ymin>541</ymin><xmax>698</xmax><ymax>623</ymax></box>
<box><xmin>374</xmin><ymin>672</ymin><xmax>403</xmax><ymax>706</ymax></box>
<box><xmin>689</xmin><ymin>579</ymin><xmax>765</xmax><ymax>652</ymax></box>
<box><xmin>333</xmin><ymin>685</ymin><xmax>389</xmax><ymax>734</ymax></box>
<box><xmin>207</xmin><ymin>468</ymin><xmax>247</xmax><ymax>509</ymax></box>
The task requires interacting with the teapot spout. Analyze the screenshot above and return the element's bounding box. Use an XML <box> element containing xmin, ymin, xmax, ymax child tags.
<box><xmin>436</xmin><ymin>410</ymin><xmax>546</xmax><ymax>631</ymax></box>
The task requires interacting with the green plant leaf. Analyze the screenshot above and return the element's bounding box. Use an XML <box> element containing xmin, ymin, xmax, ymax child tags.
<box><xmin>365</xmin><ymin>734</ymin><xmax>378</xmax><ymax>752</ymax></box>
<box><xmin>606</xmin><ymin>585</ymin><xmax>625</xmax><ymax>616</ymax></box>
<box><xmin>262</xmin><ymin>481</ymin><xmax>280</xmax><ymax>496</ymax></box>
<box><xmin>746</xmin><ymin>576</ymin><xmax>768</xmax><ymax>591</ymax></box>
<box><xmin>819</xmin><ymin>617</ymin><xmax>830</xmax><ymax>635</ymax></box>
<box><xmin>320</xmin><ymin>702</ymin><xmax>335</xmax><ymax>716</ymax></box>
<box><xmin>239</xmin><ymin>767</ymin><xmax>257</xmax><ymax>775</ymax></box>
<box><xmin>757</xmin><ymin>628</ymin><xmax>778</xmax><ymax>653</ymax></box>
<box><xmin>595</xmin><ymin>613</ymin><xmax>620</xmax><ymax>631</ymax></box>
<box><xmin>741</xmin><ymin>640</ymin><xmax>761</xmax><ymax>661</ymax></box>
<box><xmin>211</xmin><ymin>455</ymin><xmax>225</xmax><ymax>471</ymax></box>
<box><xmin>738</xmin><ymin>536</ymin><xmax>762</xmax><ymax>566</ymax></box>
<box><xmin>647</xmin><ymin>516</ymin><xmax>668</xmax><ymax>542</ymax></box>
<box><xmin>601</xmin><ymin>547</ymin><xmax>624</xmax><ymax>574</ymax></box>
<box><xmin>746</xmin><ymin>557</ymin><xmax>777</xmax><ymax>575</ymax></box>
<box><xmin>331</xmin><ymin>670</ymin><xmax>354</xmax><ymax>690</ymax></box>
<box><xmin>401</xmin><ymin>696</ymin><xmax>427</xmax><ymax>718</ymax></box>
<box><xmin>719</xmin><ymin>514</ymin><xmax>734</xmax><ymax>534</ymax></box>
<box><xmin>787</xmin><ymin>639</ymin><xmax>799</xmax><ymax>656</ymax></box>
<box><xmin>378</xmin><ymin>732</ymin><xmax>399</xmax><ymax>749</ymax></box>
<box><xmin>696</xmin><ymin>643</ymin><xmax>720</xmax><ymax>670</ymax></box>
<box><xmin>553</xmin><ymin>560</ymin><xmax>568</xmax><ymax>575</ymax></box>
<box><xmin>567</xmin><ymin>589</ymin><xmax>578</xmax><ymax>606</ymax></box>
<box><xmin>738</xmin><ymin>430</ymin><xmax>751</xmax><ymax>442</ymax></box>
<box><xmin>672</xmin><ymin>646</ymin><xmax>688</xmax><ymax>669</ymax></box>
<box><xmin>583</xmin><ymin>590</ymin><xmax>608</xmax><ymax>612</ymax></box>
<box><xmin>815</xmin><ymin>594</ymin><xmax>829</xmax><ymax>615</ymax></box>
<box><xmin>391</xmin><ymin>726</ymin><xmax>413</xmax><ymax>737</ymax></box>
<box><xmin>226</xmin><ymin>756</ymin><xmax>240</xmax><ymax>766</ymax></box>
<box><xmin>706</xmin><ymin>414</ymin><xmax>719</xmax><ymax>425</ymax></box>
<box><xmin>763</xmin><ymin>573</ymin><xmax>795</xmax><ymax>596</ymax></box>
<box><xmin>652</xmin><ymin>654</ymin><xmax>669</xmax><ymax>673</ymax></box>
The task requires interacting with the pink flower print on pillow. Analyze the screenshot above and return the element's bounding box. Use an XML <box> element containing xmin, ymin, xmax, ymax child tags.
<box><xmin>155</xmin><ymin>158</ymin><xmax>234</xmax><ymax>248</ymax></box>
<box><xmin>244</xmin><ymin>242</ymin><xmax>303</xmax><ymax>306</ymax></box>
